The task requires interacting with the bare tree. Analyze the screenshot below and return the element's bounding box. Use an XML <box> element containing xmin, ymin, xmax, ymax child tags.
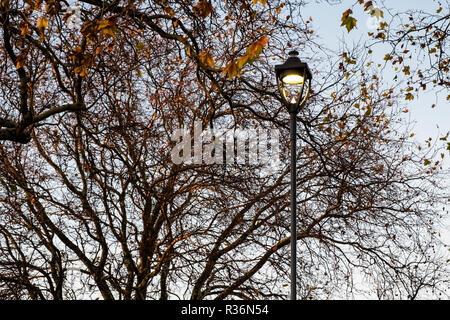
<box><xmin>0</xmin><ymin>0</ymin><xmax>448</xmax><ymax>300</ymax></box>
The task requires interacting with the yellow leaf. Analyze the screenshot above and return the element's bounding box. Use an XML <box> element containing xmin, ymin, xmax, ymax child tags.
<box><xmin>135</xmin><ymin>68</ymin><xmax>142</xmax><ymax>78</ymax></box>
<box><xmin>101</xmin><ymin>26</ymin><xmax>116</xmax><ymax>38</ymax></box>
<box><xmin>252</xmin><ymin>0</ymin><xmax>267</xmax><ymax>6</ymax></box>
<box><xmin>237</xmin><ymin>55</ymin><xmax>248</xmax><ymax>69</ymax></box>
<box><xmin>199</xmin><ymin>51</ymin><xmax>215</xmax><ymax>67</ymax></box>
<box><xmin>403</xmin><ymin>66</ymin><xmax>411</xmax><ymax>75</ymax></box>
<box><xmin>245</xmin><ymin>36</ymin><xmax>269</xmax><ymax>63</ymax></box>
<box><xmin>97</xmin><ymin>19</ymin><xmax>113</xmax><ymax>30</ymax></box>
<box><xmin>341</xmin><ymin>9</ymin><xmax>357</xmax><ymax>32</ymax></box>
<box><xmin>34</xmin><ymin>0</ymin><xmax>43</xmax><ymax>11</ymax></box>
<box><xmin>185</xmin><ymin>46</ymin><xmax>192</xmax><ymax>57</ymax></box>
<box><xmin>136</xmin><ymin>41</ymin><xmax>145</xmax><ymax>51</ymax></box>
<box><xmin>222</xmin><ymin>61</ymin><xmax>238</xmax><ymax>79</ymax></box>
<box><xmin>74</xmin><ymin>66</ymin><xmax>87</xmax><ymax>77</ymax></box>
<box><xmin>37</xmin><ymin>17</ymin><xmax>48</xmax><ymax>29</ymax></box>
<box><xmin>370</xmin><ymin>7</ymin><xmax>383</xmax><ymax>19</ymax></box>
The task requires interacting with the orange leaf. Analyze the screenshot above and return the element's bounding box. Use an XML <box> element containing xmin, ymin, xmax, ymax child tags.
<box><xmin>21</xmin><ymin>23</ymin><xmax>29</xmax><ymax>36</ymax></box>
<box><xmin>16</xmin><ymin>57</ymin><xmax>25</xmax><ymax>69</ymax></box>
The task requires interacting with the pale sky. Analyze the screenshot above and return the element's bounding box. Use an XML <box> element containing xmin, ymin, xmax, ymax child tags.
<box><xmin>302</xmin><ymin>0</ymin><xmax>450</xmax><ymax>244</ymax></box>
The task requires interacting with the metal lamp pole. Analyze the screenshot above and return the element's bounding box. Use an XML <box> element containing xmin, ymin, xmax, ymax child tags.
<box><xmin>289</xmin><ymin>108</ymin><xmax>298</xmax><ymax>300</ymax></box>
<box><xmin>275</xmin><ymin>50</ymin><xmax>312</xmax><ymax>300</ymax></box>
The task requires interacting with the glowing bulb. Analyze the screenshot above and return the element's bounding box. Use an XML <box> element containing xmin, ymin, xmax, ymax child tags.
<box><xmin>282</xmin><ymin>74</ymin><xmax>304</xmax><ymax>85</ymax></box>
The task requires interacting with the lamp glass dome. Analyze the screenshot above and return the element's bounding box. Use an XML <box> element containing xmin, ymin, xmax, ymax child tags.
<box><xmin>275</xmin><ymin>50</ymin><xmax>312</xmax><ymax>111</ymax></box>
<box><xmin>282</xmin><ymin>82</ymin><xmax>303</xmax><ymax>104</ymax></box>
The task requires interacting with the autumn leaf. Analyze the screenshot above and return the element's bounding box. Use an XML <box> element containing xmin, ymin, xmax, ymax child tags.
<box><xmin>74</xmin><ymin>65</ymin><xmax>88</xmax><ymax>77</ymax></box>
<box><xmin>223</xmin><ymin>36</ymin><xmax>268</xmax><ymax>78</ymax></box>
<box><xmin>222</xmin><ymin>61</ymin><xmax>239</xmax><ymax>79</ymax></box>
<box><xmin>20</xmin><ymin>23</ymin><xmax>29</xmax><ymax>36</ymax></box>
<box><xmin>341</xmin><ymin>9</ymin><xmax>357</xmax><ymax>32</ymax></box>
<box><xmin>363</xmin><ymin>1</ymin><xmax>373</xmax><ymax>11</ymax></box>
<box><xmin>15</xmin><ymin>55</ymin><xmax>26</xmax><ymax>69</ymax></box>
<box><xmin>102</xmin><ymin>28</ymin><xmax>116</xmax><ymax>37</ymax></box>
<box><xmin>237</xmin><ymin>55</ymin><xmax>248</xmax><ymax>69</ymax></box>
<box><xmin>136</xmin><ymin>41</ymin><xmax>145</xmax><ymax>51</ymax></box>
<box><xmin>342</xmin><ymin>52</ymin><xmax>356</xmax><ymax>64</ymax></box>
<box><xmin>37</xmin><ymin>17</ymin><xmax>48</xmax><ymax>29</ymax></box>
<box><xmin>369</xmin><ymin>7</ymin><xmax>383</xmax><ymax>19</ymax></box>
<box><xmin>185</xmin><ymin>45</ymin><xmax>192</xmax><ymax>58</ymax></box>
<box><xmin>97</xmin><ymin>19</ymin><xmax>114</xmax><ymax>30</ymax></box>
<box><xmin>34</xmin><ymin>0</ymin><xmax>44</xmax><ymax>11</ymax></box>
<box><xmin>97</xmin><ymin>19</ymin><xmax>117</xmax><ymax>38</ymax></box>
<box><xmin>193</xmin><ymin>1</ymin><xmax>214</xmax><ymax>18</ymax></box>
<box><xmin>240</xmin><ymin>36</ymin><xmax>269</xmax><ymax>68</ymax></box>
<box><xmin>424</xmin><ymin>159</ymin><xmax>431</xmax><ymax>166</ymax></box>
<box><xmin>199</xmin><ymin>51</ymin><xmax>216</xmax><ymax>68</ymax></box>
<box><xmin>402</xmin><ymin>66</ymin><xmax>411</xmax><ymax>75</ymax></box>
<box><xmin>374</xmin><ymin>32</ymin><xmax>386</xmax><ymax>40</ymax></box>
<box><xmin>245</xmin><ymin>36</ymin><xmax>269</xmax><ymax>64</ymax></box>
<box><xmin>37</xmin><ymin>17</ymin><xmax>48</xmax><ymax>42</ymax></box>
<box><xmin>252</xmin><ymin>0</ymin><xmax>267</xmax><ymax>6</ymax></box>
<box><xmin>164</xmin><ymin>7</ymin><xmax>175</xmax><ymax>18</ymax></box>
<box><xmin>405</xmin><ymin>92</ymin><xmax>414</xmax><ymax>101</ymax></box>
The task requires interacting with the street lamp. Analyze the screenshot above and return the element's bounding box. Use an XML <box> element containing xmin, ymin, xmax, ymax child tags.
<box><xmin>275</xmin><ymin>50</ymin><xmax>312</xmax><ymax>300</ymax></box>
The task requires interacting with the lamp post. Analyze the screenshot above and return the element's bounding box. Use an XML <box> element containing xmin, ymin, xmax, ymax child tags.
<box><xmin>275</xmin><ymin>50</ymin><xmax>312</xmax><ymax>300</ymax></box>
